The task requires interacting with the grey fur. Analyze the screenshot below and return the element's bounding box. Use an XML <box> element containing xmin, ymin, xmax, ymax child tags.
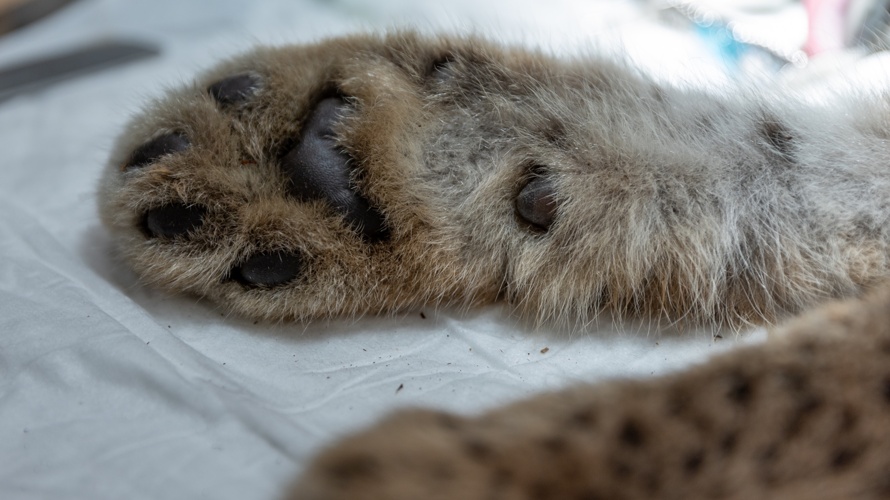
<box><xmin>98</xmin><ymin>32</ymin><xmax>890</xmax><ymax>328</ymax></box>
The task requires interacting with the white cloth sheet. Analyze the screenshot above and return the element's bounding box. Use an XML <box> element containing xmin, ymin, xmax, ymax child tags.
<box><xmin>0</xmin><ymin>1</ymin><xmax>795</xmax><ymax>498</ymax></box>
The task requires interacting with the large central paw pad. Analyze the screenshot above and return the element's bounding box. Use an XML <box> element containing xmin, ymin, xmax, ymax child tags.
<box><xmin>281</xmin><ymin>96</ymin><xmax>388</xmax><ymax>241</ymax></box>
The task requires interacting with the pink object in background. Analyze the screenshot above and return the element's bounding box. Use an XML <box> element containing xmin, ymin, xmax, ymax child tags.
<box><xmin>804</xmin><ymin>0</ymin><xmax>851</xmax><ymax>55</ymax></box>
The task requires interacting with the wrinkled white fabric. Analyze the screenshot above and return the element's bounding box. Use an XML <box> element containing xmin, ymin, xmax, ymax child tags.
<box><xmin>0</xmin><ymin>1</ymin><xmax>784</xmax><ymax>499</ymax></box>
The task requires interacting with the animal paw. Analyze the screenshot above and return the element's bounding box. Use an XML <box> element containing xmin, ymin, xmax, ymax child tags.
<box><xmin>102</xmin><ymin>32</ymin><xmax>844</xmax><ymax>326</ymax></box>
<box><xmin>98</xmin><ymin>34</ymin><xmax>574</xmax><ymax>320</ymax></box>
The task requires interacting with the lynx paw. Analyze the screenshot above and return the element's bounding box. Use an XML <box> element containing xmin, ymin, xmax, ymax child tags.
<box><xmin>98</xmin><ymin>34</ymin><xmax>519</xmax><ymax>319</ymax></box>
<box><xmin>102</xmin><ymin>32</ymin><xmax>833</xmax><ymax>326</ymax></box>
<box><xmin>98</xmin><ymin>33</ymin><xmax>580</xmax><ymax>321</ymax></box>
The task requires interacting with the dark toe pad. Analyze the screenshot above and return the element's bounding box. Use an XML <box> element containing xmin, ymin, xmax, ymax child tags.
<box><xmin>144</xmin><ymin>203</ymin><xmax>206</xmax><ymax>238</ymax></box>
<box><xmin>232</xmin><ymin>250</ymin><xmax>303</xmax><ymax>287</ymax></box>
<box><xmin>516</xmin><ymin>177</ymin><xmax>557</xmax><ymax>231</ymax></box>
<box><xmin>125</xmin><ymin>133</ymin><xmax>190</xmax><ymax>171</ymax></box>
<box><xmin>208</xmin><ymin>73</ymin><xmax>261</xmax><ymax>106</ymax></box>
<box><xmin>281</xmin><ymin>96</ymin><xmax>388</xmax><ymax>241</ymax></box>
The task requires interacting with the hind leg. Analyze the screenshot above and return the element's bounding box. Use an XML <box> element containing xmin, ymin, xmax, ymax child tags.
<box><xmin>288</xmin><ymin>284</ymin><xmax>890</xmax><ymax>499</ymax></box>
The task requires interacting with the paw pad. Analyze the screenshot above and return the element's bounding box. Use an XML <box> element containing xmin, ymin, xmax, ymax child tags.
<box><xmin>281</xmin><ymin>96</ymin><xmax>388</xmax><ymax>241</ymax></box>
<box><xmin>124</xmin><ymin>132</ymin><xmax>190</xmax><ymax>171</ymax></box>
<box><xmin>231</xmin><ymin>250</ymin><xmax>303</xmax><ymax>287</ymax></box>
<box><xmin>143</xmin><ymin>203</ymin><xmax>206</xmax><ymax>238</ymax></box>
<box><xmin>208</xmin><ymin>73</ymin><xmax>261</xmax><ymax>106</ymax></box>
<box><xmin>516</xmin><ymin>176</ymin><xmax>557</xmax><ymax>230</ymax></box>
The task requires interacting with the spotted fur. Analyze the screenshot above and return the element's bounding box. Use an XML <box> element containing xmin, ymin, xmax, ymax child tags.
<box><xmin>290</xmin><ymin>285</ymin><xmax>890</xmax><ymax>499</ymax></box>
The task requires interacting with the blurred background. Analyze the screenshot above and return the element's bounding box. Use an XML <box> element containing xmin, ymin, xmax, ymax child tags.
<box><xmin>2</xmin><ymin>0</ymin><xmax>890</xmax><ymax>103</ymax></box>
